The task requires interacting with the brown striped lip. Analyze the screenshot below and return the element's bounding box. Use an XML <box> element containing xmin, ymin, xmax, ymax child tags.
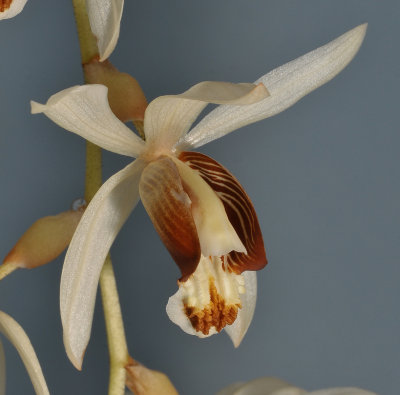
<box><xmin>179</xmin><ymin>151</ymin><xmax>268</xmax><ymax>274</ymax></box>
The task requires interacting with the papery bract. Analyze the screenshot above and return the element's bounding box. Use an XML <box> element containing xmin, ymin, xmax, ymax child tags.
<box><xmin>125</xmin><ymin>358</ymin><xmax>178</xmax><ymax>395</ymax></box>
<box><xmin>3</xmin><ymin>209</ymin><xmax>83</xmax><ymax>270</ymax></box>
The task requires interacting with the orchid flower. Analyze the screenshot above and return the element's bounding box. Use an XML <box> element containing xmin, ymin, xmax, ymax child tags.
<box><xmin>0</xmin><ymin>311</ymin><xmax>49</xmax><ymax>395</ymax></box>
<box><xmin>31</xmin><ymin>24</ymin><xmax>367</xmax><ymax>369</ymax></box>
<box><xmin>1</xmin><ymin>0</ymin><xmax>123</xmax><ymax>61</ymax></box>
<box><xmin>216</xmin><ymin>377</ymin><xmax>377</xmax><ymax>395</ymax></box>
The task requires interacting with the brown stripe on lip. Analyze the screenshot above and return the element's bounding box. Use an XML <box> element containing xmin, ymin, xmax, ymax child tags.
<box><xmin>184</xmin><ymin>277</ymin><xmax>240</xmax><ymax>335</ymax></box>
<box><xmin>179</xmin><ymin>151</ymin><xmax>267</xmax><ymax>274</ymax></box>
<box><xmin>0</xmin><ymin>0</ymin><xmax>12</xmax><ymax>11</ymax></box>
<box><xmin>139</xmin><ymin>156</ymin><xmax>201</xmax><ymax>281</ymax></box>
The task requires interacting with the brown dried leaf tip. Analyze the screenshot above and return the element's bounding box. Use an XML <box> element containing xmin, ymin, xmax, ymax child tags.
<box><xmin>84</xmin><ymin>60</ymin><xmax>148</xmax><ymax>123</ymax></box>
<box><xmin>125</xmin><ymin>357</ymin><xmax>179</xmax><ymax>395</ymax></box>
<box><xmin>3</xmin><ymin>209</ymin><xmax>83</xmax><ymax>270</ymax></box>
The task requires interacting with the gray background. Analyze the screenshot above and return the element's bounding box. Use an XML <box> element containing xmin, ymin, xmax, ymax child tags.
<box><xmin>0</xmin><ymin>1</ymin><xmax>398</xmax><ymax>394</ymax></box>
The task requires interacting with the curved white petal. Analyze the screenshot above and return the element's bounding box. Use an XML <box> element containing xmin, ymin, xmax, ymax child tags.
<box><xmin>225</xmin><ymin>271</ymin><xmax>257</xmax><ymax>347</ymax></box>
<box><xmin>0</xmin><ymin>0</ymin><xmax>28</xmax><ymax>20</ymax></box>
<box><xmin>182</xmin><ymin>24</ymin><xmax>367</xmax><ymax>149</ymax></box>
<box><xmin>31</xmin><ymin>85</ymin><xmax>144</xmax><ymax>157</ymax></box>
<box><xmin>0</xmin><ymin>340</ymin><xmax>5</xmax><ymax>395</ymax></box>
<box><xmin>144</xmin><ymin>81</ymin><xmax>268</xmax><ymax>154</ymax></box>
<box><xmin>60</xmin><ymin>159</ymin><xmax>145</xmax><ymax>369</ymax></box>
<box><xmin>217</xmin><ymin>378</ymin><xmax>305</xmax><ymax>395</ymax></box>
<box><xmin>0</xmin><ymin>311</ymin><xmax>49</xmax><ymax>395</ymax></box>
<box><xmin>86</xmin><ymin>0</ymin><xmax>124</xmax><ymax>61</ymax></box>
<box><xmin>308</xmin><ymin>389</ymin><xmax>377</xmax><ymax>395</ymax></box>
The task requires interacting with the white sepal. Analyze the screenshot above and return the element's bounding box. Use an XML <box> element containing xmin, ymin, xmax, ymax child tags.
<box><xmin>0</xmin><ymin>311</ymin><xmax>49</xmax><ymax>395</ymax></box>
<box><xmin>86</xmin><ymin>0</ymin><xmax>124</xmax><ymax>61</ymax></box>
<box><xmin>144</xmin><ymin>81</ymin><xmax>268</xmax><ymax>153</ymax></box>
<box><xmin>308</xmin><ymin>389</ymin><xmax>377</xmax><ymax>395</ymax></box>
<box><xmin>60</xmin><ymin>159</ymin><xmax>145</xmax><ymax>369</ymax></box>
<box><xmin>0</xmin><ymin>0</ymin><xmax>28</xmax><ymax>20</ymax></box>
<box><xmin>225</xmin><ymin>271</ymin><xmax>257</xmax><ymax>347</ymax></box>
<box><xmin>182</xmin><ymin>24</ymin><xmax>367</xmax><ymax>149</ymax></box>
<box><xmin>31</xmin><ymin>85</ymin><xmax>144</xmax><ymax>158</ymax></box>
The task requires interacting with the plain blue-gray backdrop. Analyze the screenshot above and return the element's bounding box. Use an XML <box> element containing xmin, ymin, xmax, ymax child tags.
<box><xmin>0</xmin><ymin>1</ymin><xmax>398</xmax><ymax>394</ymax></box>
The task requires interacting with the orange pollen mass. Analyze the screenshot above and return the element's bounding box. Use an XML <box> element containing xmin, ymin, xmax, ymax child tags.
<box><xmin>184</xmin><ymin>277</ymin><xmax>241</xmax><ymax>335</ymax></box>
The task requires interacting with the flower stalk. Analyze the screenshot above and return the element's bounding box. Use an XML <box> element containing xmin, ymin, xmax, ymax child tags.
<box><xmin>71</xmin><ymin>1</ymin><xmax>129</xmax><ymax>394</ymax></box>
<box><xmin>100</xmin><ymin>256</ymin><xmax>129</xmax><ymax>395</ymax></box>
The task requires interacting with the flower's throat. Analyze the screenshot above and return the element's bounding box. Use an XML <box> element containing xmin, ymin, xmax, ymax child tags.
<box><xmin>180</xmin><ymin>255</ymin><xmax>245</xmax><ymax>335</ymax></box>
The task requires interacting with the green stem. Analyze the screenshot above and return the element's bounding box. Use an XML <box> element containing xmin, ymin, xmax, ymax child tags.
<box><xmin>71</xmin><ymin>1</ymin><xmax>129</xmax><ymax>394</ymax></box>
<box><xmin>100</xmin><ymin>257</ymin><xmax>129</xmax><ymax>395</ymax></box>
<box><xmin>71</xmin><ymin>0</ymin><xmax>98</xmax><ymax>65</ymax></box>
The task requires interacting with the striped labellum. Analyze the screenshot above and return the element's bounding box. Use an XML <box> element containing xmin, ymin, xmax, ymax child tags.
<box><xmin>179</xmin><ymin>151</ymin><xmax>268</xmax><ymax>274</ymax></box>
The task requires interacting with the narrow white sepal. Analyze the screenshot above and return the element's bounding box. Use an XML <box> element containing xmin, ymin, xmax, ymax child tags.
<box><xmin>60</xmin><ymin>159</ymin><xmax>145</xmax><ymax>369</ymax></box>
<box><xmin>0</xmin><ymin>340</ymin><xmax>5</xmax><ymax>395</ymax></box>
<box><xmin>182</xmin><ymin>24</ymin><xmax>367</xmax><ymax>149</ymax></box>
<box><xmin>225</xmin><ymin>271</ymin><xmax>257</xmax><ymax>347</ymax></box>
<box><xmin>0</xmin><ymin>0</ymin><xmax>28</xmax><ymax>20</ymax></box>
<box><xmin>308</xmin><ymin>389</ymin><xmax>377</xmax><ymax>395</ymax></box>
<box><xmin>0</xmin><ymin>311</ymin><xmax>49</xmax><ymax>395</ymax></box>
<box><xmin>86</xmin><ymin>0</ymin><xmax>124</xmax><ymax>61</ymax></box>
<box><xmin>31</xmin><ymin>85</ymin><xmax>145</xmax><ymax>158</ymax></box>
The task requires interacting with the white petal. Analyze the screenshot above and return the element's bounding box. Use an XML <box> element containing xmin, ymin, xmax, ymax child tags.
<box><xmin>217</xmin><ymin>377</ymin><xmax>305</xmax><ymax>395</ymax></box>
<box><xmin>0</xmin><ymin>311</ymin><xmax>49</xmax><ymax>395</ymax></box>
<box><xmin>60</xmin><ymin>159</ymin><xmax>145</xmax><ymax>369</ymax></box>
<box><xmin>143</xmin><ymin>82</ymin><xmax>268</xmax><ymax>154</ymax></box>
<box><xmin>0</xmin><ymin>0</ymin><xmax>28</xmax><ymax>20</ymax></box>
<box><xmin>182</xmin><ymin>24</ymin><xmax>367</xmax><ymax>149</ymax></box>
<box><xmin>86</xmin><ymin>0</ymin><xmax>124</xmax><ymax>61</ymax></box>
<box><xmin>31</xmin><ymin>85</ymin><xmax>144</xmax><ymax>157</ymax></box>
<box><xmin>308</xmin><ymin>389</ymin><xmax>377</xmax><ymax>395</ymax></box>
<box><xmin>0</xmin><ymin>340</ymin><xmax>5</xmax><ymax>395</ymax></box>
<box><xmin>225</xmin><ymin>271</ymin><xmax>257</xmax><ymax>347</ymax></box>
